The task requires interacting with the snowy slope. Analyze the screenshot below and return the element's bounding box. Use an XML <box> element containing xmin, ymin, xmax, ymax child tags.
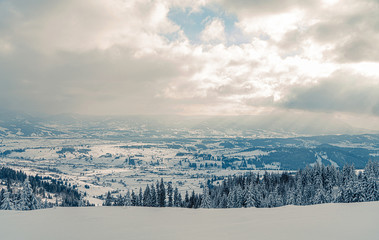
<box><xmin>0</xmin><ymin>202</ymin><xmax>378</xmax><ymax>240</ymax></box>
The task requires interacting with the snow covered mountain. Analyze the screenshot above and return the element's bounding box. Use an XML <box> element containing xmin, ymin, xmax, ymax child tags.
<box><xmin>0</xmin><ymin>110</ymin><xmax>376</xmax><ymax>139</ymax></box>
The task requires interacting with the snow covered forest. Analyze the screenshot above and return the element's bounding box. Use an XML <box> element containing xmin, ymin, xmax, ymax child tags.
<box><xmin>104</xmin><ymin>161</ymin><xmax>379</xmax><ymax>208</ymax></box>
<box><xmin>1</xmin><ymin>161</ymin><xmax>378</xmax><ymax>210</ymax></box>
<box><xmin>0</xmin><ymin>167</ymin><xmax>89</xmax><ymax>210</ymax></box>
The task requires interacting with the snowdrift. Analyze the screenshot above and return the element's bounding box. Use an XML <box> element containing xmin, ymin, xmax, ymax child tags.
<box><xmin>0</xmin><ymin>202</ymin><xmax>378</xmax><ymax>240</ymax></box>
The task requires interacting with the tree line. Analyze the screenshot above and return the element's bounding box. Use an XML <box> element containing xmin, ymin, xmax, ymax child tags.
<box><xmin>104</xmin><ymin>178</ymin><xmax>203</xmax><ymax>208</ymax></box>
<box><xmin>2</xmin><ymin>161</ymin><xmax>378</xmax><ymax>210</ymax></box>
<box><xmin>104</xmin><ymin>161</ymin><xmax>379</xmax><ymax>208</ymax></box>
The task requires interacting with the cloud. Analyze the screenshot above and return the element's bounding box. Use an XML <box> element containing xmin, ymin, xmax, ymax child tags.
<box><xmin>281</xmin><ymin>71</ymin><xmax>379</xmax><ymax>116</ymax></box>
<box><xmin>216</xmin><ymin>0</ymin><xmax>319</xmax><ymax>17</ymax></box>
<box><xmin>216</xmin><ymin>0</ymin><xmax>379</xmax><ymax>64</ymax></box>
<box><xmin>200</xmin><ymin>18</ymin><xmax>226</xmax><ymax>43</ymax></box>
<box><xmin>0</xmin><ymin>0</ymin><xmax>178</xmax><ymax>53</ymax></box>
<box><xmin>0</xmin><ymin>0</ymin><xmax>378</xmax><ymax>130</ymax></box>
<box><xmin>271</xmin><ymin>0</ymin><xmax>379</xmax><ymax>63</ymax></box>
<box><xmin>0</xmin><ymin>0</ymin><xmax>189</xmax><ymax>115</ymax></box>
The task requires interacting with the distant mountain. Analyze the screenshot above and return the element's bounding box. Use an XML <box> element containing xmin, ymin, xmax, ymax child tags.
<box><xmin>0</xmin><ymin>109</ymin><xmax>65</xmax><ymax>137</ymax></box>
<box><xmin>0</xmin><ymin>110</ymin><xmax>377</xmax><ymax>138</ymax></box>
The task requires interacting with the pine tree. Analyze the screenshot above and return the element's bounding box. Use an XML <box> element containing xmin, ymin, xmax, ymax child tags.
<box><xmin>200</xmin><ymin>184</ymin><xmax>211</xmax><ymax>208</ymax></box>
<box><xmin>0</xmin><ymin>189</ymin><xmax>14</xmax><ymax>210</ymax></box>
<box><xmin>131</xmin><ymin>190</ymin><xmax>137</xmax><ymax>206</ymax></box>
<box><xmin>235</xmin><ymin>185</ymin><xmax>244</xmax><ymax>208</ymax></box>
<box><xmin>156</xmin><ymin>181</ymin><xmax>160</xmax><ymax>205</ymax></box>
<box><xmin>218</xmin><ymin>194</ymin><xmax>228</xmax><ymax>208</ymax></box>
<box><xmin>295</xmin><ymin>173</ymin><xmax>304</xmax><ymax>205</ymax></box>
<box><xmin>245</xmin><ymin>184</ymin><xmax>256</xmax><ymax>208</ymax></box>
<box><xmin>227</xmin><ymin>188</ymin><xmax>236</xmax><ymax>208</ymax></box>
<box><xmin>286</xmin><ymin>187</ymin><xmax>296</xmax><ymax>205</ymax></box>
<box><xmin>363</xmin><ymin>176</ymin><xmax>379</xmax><ymax>201</ymax></box>
<box><xmin>124</xmin><ymin>190</ymin><xmax>132</xmax><ymax>206</ymax></box>
<box><xmin>184</xmin><ymin>191</ymin><xmax>189</xmax><ymax>208</ymax></box>
<box><xmin>313</xmin><ymin>187</ymin><xmax>327</xmax><ymax>204</ymax></box>
<box><xmin>158</xmin><ymin>178</ymin><xmax>166</xmax><ymax>207</ymax></box>
<box><xmin>150</xmin><ymin>184</ymin><xmax>157</xmax><ymax>207</ymax></box>
<box><xmin>104</xmin><ymin>191</ymin><xmax>113</xmax><ymax>206</ymax></box>
<box><xmin>138</xmin><ymin>188</ymin><xmax>143</xmax><ymax>206</ymax></box>
<box><xmin>167</xmin><ymin>182</ymin><xmax>173</xmax><ymax>207</ymax></box>
<box><xmin>143</xmin><ymin>185</ymin><xmax>151</xmax><ymax>207</ymax></box>
<box><xmin>114</xmin><ymin>194</ymin><xmax>124</xmax><ymax>206</ymax></box>
<box><xmin>16</xmin><ymin>178</ymin><xmax>41</xmax><ymax>210</ymax></box>
<box><xmin>173</xmin><ymin>187</ymin><xmax>180</xmax><ymax>207</ymax></box>
<box><xmin>29</xmin><ymin>192</ymin><xmax>41</xmax><ymax>210</ymax></box>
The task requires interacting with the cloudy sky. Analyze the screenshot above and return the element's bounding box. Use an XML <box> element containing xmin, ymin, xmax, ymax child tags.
<box><xmin>0</xmin><ymin>0</ymin><xmax>378</xmax><ymax>130</ymax></box>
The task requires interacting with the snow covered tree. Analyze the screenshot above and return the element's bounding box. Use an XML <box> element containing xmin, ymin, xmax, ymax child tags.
<box><xmin>227</xmin><ymin>188</ymin><xmax>237</xmax><ymax>208</ymax></box>
<box><xmin>131</xmin><ymin>190</ymin><xmax>138</xmax><ymax>206</ymax></box>
<box><xmin>313</xmin><ymin>187</ymin><xmax>327</xmax><ymax>204</ymax></box>
<box><xmin>124</xmin><ymin>190</ymin><xmax>132</xmax><ymax>206</ymax></box>
<box><xmin>150</xmin><ymin>184</ymin><xmax>157</xmax><ymax>207</ymax></box>
<box><xmin>138</xmin><ymin>188</ymin><xmax>143</xmax><ymax>206</ymax></box>
<box><xmin>143</xmin><ymin>185</ymin><xmax>151</xmax><ymax>207</ymax></box>
<box><xmin>245</xmin><ymin>185</ymin><xmax>254</xmax><ymax>208</ymax></box>
<box><xmin>200</xmin><ymin>184</ymin><xmax>211</xmax><ymax>208</ymax></box>
<box><xmin>104</xmin><ymin>191</ymin><xmax>113</xmax><ymax>206</ymax></box>
<box><xmin>16</xmin><ymin>178</ymin><xmax>41</xmax><ymax>210</ymax></box>
<box><xmin>1</xmin><ymin>189</ymin><xmax>14</xmax><ymax>210</ymax></box>
<box><xmin>218</xmin><ymin>194</ymin><xmax>228</xmax><ymax>208</ymax></box>
<box><xmin>158</xmin><ymin>178</ymin><xmax>166</xmax><ymax>207</ymax></box>
<box><xmin>235</xmin><ymin>185</ymin><xmax>244</xmax><ymax>208</ymax></box>
<box><xmin>114</xmin><ymin>194</ymin><xmax>124</xmax><ymax>206</ymax></box>
<box><xmin>167</xmin><ymin>182</ymin><xmax>173</xmax><ymax>207</ymax></box>
<box><xmin>173</xmin><ymin>187</ymin><xmax>181</xmax><ymax>207</ymax></box>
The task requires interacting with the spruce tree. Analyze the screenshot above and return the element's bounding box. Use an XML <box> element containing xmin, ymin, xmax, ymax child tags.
<box><xmin>245</xmin><ymin>184</ymin><xmax>256</xmax><ymax>208</ymax></box>
<box><xmin>158</xmin><ymin>178</ymin><xmax>166</xmax><ymax>207</ymax></box>
<box><xmin>173</xmin><ymin>187</ymin><xmax>180</xmax><ymax>207</ymax></box>
<box><xmin>124</xmin><ymin>190</ymin><xmax>132</xmax><ymax>206</ymax></box>
<box><xmin>104</xmin><ymin>191</ymin><xmax>113</xmax><ymax>206</ymax></box>
<box><xmin>200</xmin><ymin>184</ymin><xmax>211</xmax><ymax>208</ymax></box>
<box><xmin>167</xmin><ymin>182</ymin><xmax>173</xmax><ymax>207</ymax></box>
<box><xmin>16</xmin><ymin>178</ymin><xmax>41</xmax><ymax>210</ymax></box>
<box><xmin>143</xmin><ymin>185</ymin><xmax>151</xmax><ymax>207</ymax></box>
<box><xmin>0</xmin><ymin>189</ymin><xmax>14</xmax><ymax>210</ymax></box>
<box><xmin>184</xmin><ymin>191</ymin><xmax>189</xmax><ymax>208</ymax></box>
<box><xmin>150</xmin><ymin>184</ymin><xmax>157</xmax><ymax>207</ymax></box>
<box><xmin>138</xmin><ymin>188</ymin><xmax>143</xmax><ymax>206</ymax></box>
<box><xmin>131</xmin><ymin>190</ymin><xmax>137</xmax><ymax>206</ymax></box>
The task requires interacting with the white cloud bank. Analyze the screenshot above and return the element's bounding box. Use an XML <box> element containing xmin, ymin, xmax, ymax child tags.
<box><xmin>0</xmin><ymin>0</ymin><xmax>378</xmax><ymax>130</ymax></box>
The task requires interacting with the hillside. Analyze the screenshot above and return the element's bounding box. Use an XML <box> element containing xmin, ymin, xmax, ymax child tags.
<box><xmin>0</xmin><ymin>202</ymin><xmax>378</xmax><ymax>240</ymax></box>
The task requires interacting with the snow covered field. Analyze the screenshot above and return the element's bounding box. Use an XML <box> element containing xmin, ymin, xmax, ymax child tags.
<box><xmin>0</xmin><ymin>202</ymin><xmax>378</xmax><ymax>240</ymax></box>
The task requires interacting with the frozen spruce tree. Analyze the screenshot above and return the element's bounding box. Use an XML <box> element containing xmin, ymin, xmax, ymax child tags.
<box><xmin>245</xmin><ymin>184</ymin><xmax>256</xmax><ymax>208</ymax></box>
<box><xmin>104</xmin><ymin>191</ymin><xmax>113</xmax><ymax>206</ymax></box>
<box><xmin>150</xmin><ymin>184</ymin><xmax>157</xmax><ymax>207</ymax></box>
<box><xmin>173</xmin><ymin>187</ymin><xmax>181</xmax><ymax>207</ymax></box>
<box><xmin>227</xmin><ymin>188</ymin><xmax>237</xmax><ymax>208</ymax></box>
<box><xmin>200</xmin><ymin>184</ymin><xmax>212</xmax><ymax>208</ymax></box>
<box><xmin>158</xmin><ymin>178</ymin><xmax>166</xmax><ymax>207</ymax></box>
<box><xmin>17</xmin><ymin>178</ymin><xmax>41</xmax><ymax>210</ymax></box>
<box><xmin>124</xmin><ymin>190</ymin><xmax>132</xmax><ymax>206</ymax></box>
<box><xmin>167</xmin><ymin>182</ymin><xmax>173</xmax><ymax>207</ymax></box>
<box><xmin>26</xmin><ymin>178</ymin><xmax>41</xmax><ymax>210</ymax></box>
<box><xmin>1</xmin><ymin>189</ymin><xmax>14</xmax><ymax>210</ymax></box>
<box><xmin>78</xmin><ymin>194</ymin><xmax>85</xmax><ymax>207</ymax></box>
<box><xmin>143</xmin><ymin>185</ymin><xmax>151</xmax><ymax>207</ymax></box>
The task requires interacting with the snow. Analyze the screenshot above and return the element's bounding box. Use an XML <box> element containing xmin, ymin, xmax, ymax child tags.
<box><xmin>228</xmin><ymin>149</ymin><xmax>271</xmax><ymax>157</ymax></box>
<box><xmin>0</xmin><ymin>202</ymin><xmax>378</xmax><ymax>240</ymax></box>
<box><xmin>312</xmin><ymin>152</ymin><xmax>339</xmax><ymax>167</ymax></box>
